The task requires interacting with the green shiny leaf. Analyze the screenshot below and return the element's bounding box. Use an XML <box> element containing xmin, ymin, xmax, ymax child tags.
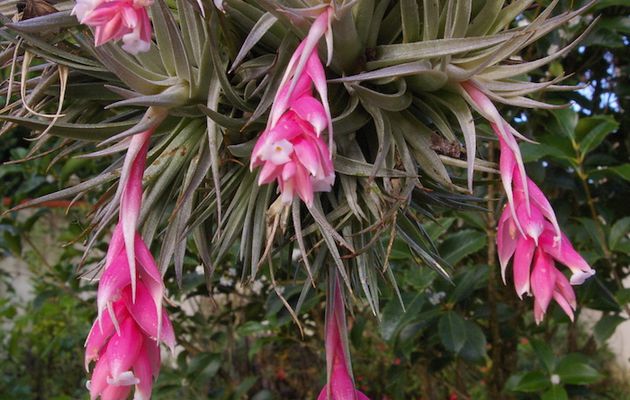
<box><xmin>555</xmin><ymin>354</ymin><xmax>603</xmax><ymax>385</ymax></box>
<box><xmin>438</xmin><ymin>311</ymin><xmax>467</xmax><ymax>353</ymax></box>
<box><xmin>593</xmin><ymin>315</ymin><xmax>626</xmax><ymax>345</ymax></box>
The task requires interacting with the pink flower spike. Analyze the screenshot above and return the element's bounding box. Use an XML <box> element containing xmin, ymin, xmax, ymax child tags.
<box><xmin>553</xmin><ymin>268</ymin><xmax>577</xmax><ymax>311</ymax></box>
<box><xmin>318</xmin><ymin>273</ymin><xmax>370</xmax><ymax>400</ymax></box>
<box><xmin>105</xmin><ymin>317</ymin><xmax>143</xmax><ymax>385</ymax></box>
<box><xmin>120</xmin><ymin>130</ymin><xmax>151</xmax><ymax>302</ymax></box>
<box><xmin>525</xmin><ymin>178</ymin><xmax>561</xmax><ymax>240</ymax></box>
<box><xmin>143</xmin><ymin>336</ymin><xmax>162</xmax><ymax>379</ymax></box>
<box><xmin>530</xmin><ymin>249</ymin><xmax>556</xmax><ymax>324</ymax></box>
<box><xmin>461</xmin><ymin>81</ymin><xmax>529</xmax><ymax>207</ymax></box>
<box><xmin>498</xmin><ymin>138</ymin><xmax>523</xmax><ymax>236</ymax></box>
<box><xmin>100</xmin><ymin>384</ymin><xmax>132</xmax><ymax>400</ymax></box>
<box><xmin>132</xmin><ymin>350</ymin><xmax>153</xmax><ymax>400</ymax></box>
<box><xmin>540</xmin><ymin>230</ymin><xmax>595</xmax><ymax>285</ymax></box>
<box><xmin>85</xmin><ymin>302</ymin><xmax>127</xmax><ymax>371</ymax></box>
<box><xmin>305</xmin><ymin>51</ymin><xmax>333</xmax><ymax>149</ymax></box>
<box><xmin>496</xmin><ymin>207</ymin><xmax>518</xmax><ymax>284</ymax></box>
<box><xmin>122</xmin><ymin>283</ymin><xmax>160</xmax><ymax>342</ymax></box>
<box><xmin>553</xmin><ymin>290</ymin><xmax>575</xmax><ymax>322</ymax></box>
<box><xmin>77</xmin><ymin>0</ymin><xmax>153</xmax><ymax>54</ymax></box>
<box><xmin>513</xmin><ymin>237</ymin><xmax>535</xmax><ymax>298</ymax></box>
<box><xmin>516</xmin><ymin>202</ymin><xmax>544</xmax><ymax>245</ymax></box>
<box><xmin>291</xmin><ymin>95</ymin><xmax>328</xmax><ymax>136</ymax></box>
<box><xmin>97</xmin><ymin>249</ymin><xmax>131</xmax><ymax>323</ymax></box>
<box><xmin>88</xmin><ymin>349</ymin><xmax>112</xmax><ymax>399</ymax></box>
<box><xmin>281</xmin><ymin>8</ymin><xmax>333</xmax><ymax>112</ymax></box>
<box><xmin>134</xmin><ymin>233</ymin><xmax>165</xmax><ymax>342</ymax></box>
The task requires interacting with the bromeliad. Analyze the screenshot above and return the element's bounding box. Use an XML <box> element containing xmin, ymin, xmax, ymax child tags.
<box><xmin>318</xmin><ymin>271</ymin><xmax>370</xmax><ymax>400</ymax></box>
<box><xmin>85</xmin><ymin>127</ymin><xmax>176</xmax><ymax>399</ymax></box>
<box><xmin>462</xmin><ymin>81</ymin><xmax>595</xmax><ymax>323</ymax></box>
<box><xmin>73</xmin><ymin>0</ymin><xmax>153</xmax><ymax>54</ymax></box>
<box><xmin>250</xmin><ymin>7</ymin><xmax>335</xmax><ymax>206</ymax></box>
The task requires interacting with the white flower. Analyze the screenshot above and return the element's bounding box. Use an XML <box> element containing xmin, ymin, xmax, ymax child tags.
<box><xmin>547</xmin><ymin>44</ymin><xmax>560</xmax><ymax>56</ymax></box>
<box><xmin>568</xmin><ymin>16</ymin><xmax>581</xmax><ymax>27</ymax></box>
<box><xmin>219</xmin><ymin>276</ymin><xmax>234</xmax><ymax>287</ymax></box>
<box><xmin>260</xmin><ymin>139</ymin><xmax>293</xmax><ymax>165</ymax></box>
<box><xmin>304</xmin><ymin>328</ymin><xmax>315</xmax><ymax>337</ymax></box>
<box><xmin>428</xmin><ymin>291</ymin><xmax>446</xmax><ymax>306</ymax></box>
<box><xmin>251</xmin><ymin>280</ymin><xmax>264</xmax><ymax>295</ymax></box>
<box><xmin>122</xmin><ymin>30</ymin><xmax>151</xmax><ymax>55</ymax></box>
<box><xmin>550</xmin><ymin>374</ymin><xmax>561</xmax><ymax>385</ymax></box>
<box><xmin>71</xmin><ymin>0</ymin><xmax>101</xmax><ymax>22</ymax></box>
<box><xmin>517</xmin><ymin>18</ymin><xmax>530</xmax><ymax>28</ymax></box>
<box><xmin>227</xmin><ymin>267</ymin><xmax>237</xmax><ymax>277</ymax></box>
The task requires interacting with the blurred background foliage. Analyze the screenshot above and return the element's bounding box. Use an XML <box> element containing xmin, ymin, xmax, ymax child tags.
<box><xmin>1</xmin><ymin>1</ymin><xmax>630</xmax><ymax>399</ymax></box>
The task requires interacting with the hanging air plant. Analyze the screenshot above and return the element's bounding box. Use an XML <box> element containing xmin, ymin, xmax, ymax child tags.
<box><xmin>0</xmin><ymin>0</ymin><xmax>597</xmax><ymax>398</ymax></box>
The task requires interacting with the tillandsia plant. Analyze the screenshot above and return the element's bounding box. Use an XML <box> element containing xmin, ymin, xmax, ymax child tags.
<box><xmin>0</xmin><ymin>0</ymin><xmax>601</xmax><ymax>398</ymax></box>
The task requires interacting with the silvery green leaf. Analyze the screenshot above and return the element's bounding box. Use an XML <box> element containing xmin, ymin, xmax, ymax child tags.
<box><xmin>231</xmin><ymin>12</ymin><xmax>278</xmax><ymax>72</ymax></box>
<box><xmin>369</xmin><ymin>32</ymin><xmax>515</xmax><ymax>68</ymax></box>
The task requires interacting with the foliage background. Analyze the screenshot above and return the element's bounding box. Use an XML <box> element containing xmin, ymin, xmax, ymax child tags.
<box><xmin>1</xmin><ymin>1</ymin><xmax>630</xmax><ymax>399</ymax></box>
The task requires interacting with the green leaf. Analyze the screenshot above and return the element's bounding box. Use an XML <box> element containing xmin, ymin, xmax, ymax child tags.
<box><xmin>400</xmin><ymin>0</ymin><xmax>420</xmax><ymax>43</ymax></box>
<box><xmin>380</xmin><ymin>294</ymin><xmax>425</xmax><ymax>342</ymax></box>
<box><xmin>458</xmin><ymin>319</ymin><xmax>487</xmax><ymax>363</ymax></box>
<box><xmin>368</xmin><ymin>32</ymin><xmax>515</xmax><ymax>68</ymax></box>
<box><xmin>438</xmin><ymin>311</ymin><xmax>467</xmax><ymax>353</ymax></box>
<box><xmin>541</xmin><ymin>385</ymin><xmax>569</xmax><ymax>400</ymax></box>
<box><xmin>505</xmin><ymin>371</ymin><xmax>551</xmax><ymax>393</ymax></box>
<box><xmin>439</xmin><ymin>229</ymin><xmax>486</xmax><ymax>265</ymax></box>
<box><xmin>607</xmin><ymin>164</ymin><xmax>630</xmax><ymax>182</ymax></box>
<box><xmin>550</xmin><ymin>109</ymin><xmax>578</xmax><ymax>140</ymax></box>
<box><xmin>555</xmin><ymin>354</ymin><xmax>603</xmax><ymax>385</ymax></box>
<box><xmin>609</xmin><ymin>217</ymin><xmax>630</xmax><ymax>251</ymax></box>
<box><xmin>0</xmin><ymin>116</ymin><xmax>139</xmax><ymax>141</ymax></box>
<box><xmin>521</xmin><ymin>136</ymin><xmax>575</xmax><ymax>164</ymax></box>
<box><xmin>576</xmin><ymin>115</ymin><xmax>619</xmax><ymax>155</ymax></box>
<box><xmin>593</xmin><ymin>315</ymin><xmax>626</xmax><ymax>345</ymax></box>
<box><xmin>530</xmin><ymin>339</ymin><xmax>556</xmax><ymax>373</ymax></box>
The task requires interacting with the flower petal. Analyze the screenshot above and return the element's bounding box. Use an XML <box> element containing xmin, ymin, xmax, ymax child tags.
<box><xmin>530</xmin><ymin>250</ymin><xmax>556</xmax><ymax>323</ymax></box>
<box><xmin>105</xmin><ymin>317</ymin><xmax>143</xmax><ymax>382</ymax></box>
<box><xmin>513</xmin><ymin>236</ymin><xmax>535</xmax><ymax>298</ymax></box>
<box><xmin>85</xmin><ymin>302</ymin><xmax>127</xmax><ymax>371</ymax></box>
<box><xmin>497</xmin><ymin>206</ymin><xmax>518</xmax><ymax>283</ymax></box>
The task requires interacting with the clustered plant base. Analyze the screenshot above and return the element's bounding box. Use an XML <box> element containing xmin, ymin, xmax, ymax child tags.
<box><xmin>0</xmin><ymin>0</ymin><xmax>599</xmax><ymax>398</ymax></box>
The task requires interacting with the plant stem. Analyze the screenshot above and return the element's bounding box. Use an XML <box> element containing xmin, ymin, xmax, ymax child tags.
<box><xmin>486</xmin><ymin>141</ymin><xmax>504</xmax><ymax>399</ymax></box>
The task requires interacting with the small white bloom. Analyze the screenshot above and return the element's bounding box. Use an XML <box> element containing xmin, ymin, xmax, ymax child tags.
<box><xmin>550</xmin><ymin>374</ymin><xmax>561</xmax><ymax>385</ymax></box>
<box><xmin>219</xmin><ymin>276</ymin><xmax>234</xmax><ymax>287</ymax></box>
<box><xmin>292</xmin><ymin>248</ymin><xmax>302</xmax><ymax>262</ymax></box>
<box><xmin>227</xmin><ymin>267</ymin><xmax>237</xmax><ymax>277</ymax></box>
<box><xmin>428</xmin><ymin>291</ymin><xmax>446</xmax><ymax>306</ymax></box>
<box><xmin>261</xmin><ymin>320</ymin><xmax>270</xmax><ymax>326</ymax></box>
<box><xmin>517</xmin><ymin>18</ymin><xmax>530</xmax><ymax>28</ymax></box>
<box><xmin>275</xmin><ymin>285</ymin><xmax>285</xmax><ymax>295</ymax></box>
<box><xmin>251</xmin><ymin>280</ymin><xmax>264</xmax><ymax>295</ymax></box>
<box><xmin>122</xmin><ymin>30</ymin><xmax>151</xmax><ymax>55</ymax></box>
<box><xmin>45</xmin><ymin>175</ymin><xmax>55</xmax><ymax>184</ymax></box>
<box><xmin>260</xmin><ymin>139</ymin><xmax>293</xmax><ymax>165</ymax></box>
<box><xmin>71</xmin><ymin>0</ymin><xmax>101</xmax><ymax>22</ymax></box>
<box><xmin>547</xmin><ymin>44</ymin><xmax>560</xmax><ymax>56</ymax></box>
<box><xmin>568</xmin><ymin>16</ymin><xmax>581</xmax><ymax>27</ymax></box>
<box><xmin>304</xmin><ymin>328</ymin><xmax>315</xmax><ymax>337</ymax></box>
